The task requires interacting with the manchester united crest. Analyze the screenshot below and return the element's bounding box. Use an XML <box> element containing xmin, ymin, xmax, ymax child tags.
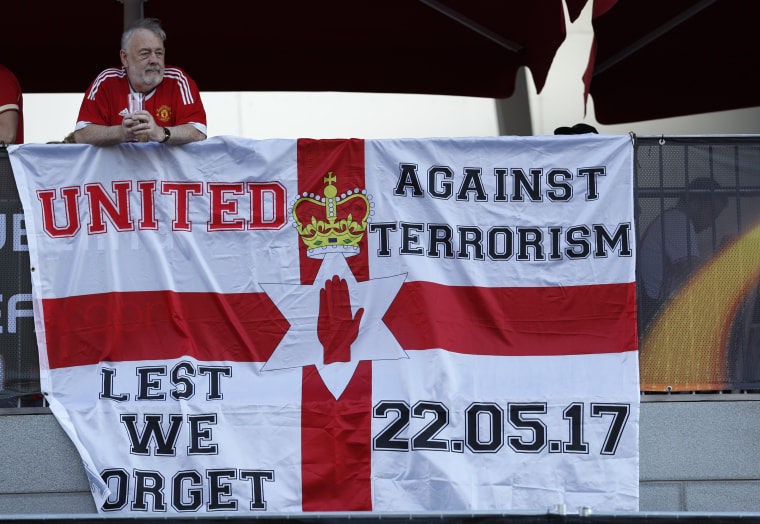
<box><xmin>155</xmin><ymin>104</ymin><xmax>172</xmax><ymax>124</ymax></box>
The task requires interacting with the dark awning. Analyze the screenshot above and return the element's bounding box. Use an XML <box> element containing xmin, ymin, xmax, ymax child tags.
<box><xmin>3</xmin><ymin>0</ymin><xmax>585</xmax><ymax>99</ymax></box>
<box><xmin>586</xmin><ymin>0</ymin><xmax>760</xmax><ymax>124</ymax></box>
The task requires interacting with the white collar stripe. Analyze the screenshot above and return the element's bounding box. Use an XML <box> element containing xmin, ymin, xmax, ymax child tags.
<box><xmin>87</xmin><ymin>69</ymin><xmax>126</xmax><ymax>100</ymax></box>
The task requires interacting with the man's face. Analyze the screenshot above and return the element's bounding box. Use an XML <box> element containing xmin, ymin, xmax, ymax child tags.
<box><xmin>120</xmin><ymin>28</ymin><xmax>165</xmax><ymax>93</ymax></box>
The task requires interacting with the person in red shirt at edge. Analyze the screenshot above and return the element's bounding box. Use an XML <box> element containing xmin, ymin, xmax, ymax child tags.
<box><xmin>74</xmin><ymin>18</ymin><xmax>206</xmax><ymax>146</ymax></box>
<box><xmin>0</xmin><ymin>64</ymin><xmax>23</xmax><ymax>145</ymax></box>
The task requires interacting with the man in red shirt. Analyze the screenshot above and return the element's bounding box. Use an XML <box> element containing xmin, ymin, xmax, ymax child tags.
<box><xmin>74</xmin><ymin>18</ymin><xmax>206</xmax><ymax>146</ymax></box>
<box><xmin>0</xmin><ymin>64</ymin><xmax>23</xmax><ymax>145</ymax></box>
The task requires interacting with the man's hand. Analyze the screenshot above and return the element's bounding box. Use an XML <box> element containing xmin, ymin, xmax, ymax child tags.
<box><xmin>318</xmin><ymin>275</ymin><xmax>364</xmax><ymax>364</ymax></box>
<box><xmin>122</xmin><ymin>109</ymin><xmax>160</xmax><ymax>142</ymax></box>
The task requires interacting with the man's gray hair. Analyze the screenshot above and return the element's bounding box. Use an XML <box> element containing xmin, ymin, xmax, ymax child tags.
<box><xmin>121</xmin><ymin>18</ymin><xmax>166</xmax><ymax>50</ymax></box>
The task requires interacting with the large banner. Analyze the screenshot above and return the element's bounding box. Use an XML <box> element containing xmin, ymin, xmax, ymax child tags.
<box><xmin>9</xmin><ymin>136</ymin><xmax>638</xmax><ymax>514</ymax></box>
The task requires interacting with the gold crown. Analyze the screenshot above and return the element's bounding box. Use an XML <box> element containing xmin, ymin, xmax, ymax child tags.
<box><xmin>291</xmin><ymin>172</ymin><xmax>371</xmax><ymax>258</ymax></box>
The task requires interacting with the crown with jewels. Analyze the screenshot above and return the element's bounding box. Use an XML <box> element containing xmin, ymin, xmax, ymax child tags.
<box><xmin>291</xmin><ymin>172</ymin><xmax>371</xmax><ymax>258</ymax></box>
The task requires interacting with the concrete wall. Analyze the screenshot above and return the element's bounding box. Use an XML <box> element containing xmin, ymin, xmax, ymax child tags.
<box><xmin>1</xmin><ymin>399</ymin><xmax>759</xmax><ymax>515</ymax></box>
<box><xmin>639</xmin><ymin>398</ymin><xmax>760</xmax><ymax>512</ymax></box>
<box><xmin>0</xmin><ymin>410</ymin><xmax>95</xmax><ymax>514</ymax></box>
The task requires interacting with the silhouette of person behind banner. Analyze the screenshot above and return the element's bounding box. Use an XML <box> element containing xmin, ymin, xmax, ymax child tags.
<box><xmin>638</xmin><ymin>177</ymin><xmax>728</xmax><ymax>329</ymax></box>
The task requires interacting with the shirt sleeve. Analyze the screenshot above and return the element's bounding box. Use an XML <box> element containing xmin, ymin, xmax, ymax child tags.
<box><xmin>165</xmin><ymin>67</ymin><xmax>207</xmax><ymax>136</ymax></box>
<box><xmin>76</xmin><ymin>69</ymin><xmax>122</xmax><ymax>130</ymax></box>
<box><xmin>0</xmin><ymin>67</ymin><xmax>22</xmax><ymax>114</ymax></box>
<box><xmin>0</xmin><ymin>66</ymin><xmax>23</xmax><ymax>143</ymax></box>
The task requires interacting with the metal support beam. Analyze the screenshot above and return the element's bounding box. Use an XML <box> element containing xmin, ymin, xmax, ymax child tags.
<box><xmin>495</xmin><ymin>68</ymin><xmax>533</xmax><ymax>136</ymax></box>
<box><xmin>594</xmin><ymin>0</ymin><xmax>716</xmax><ymax>76</ymax></box>
<box><xmin>418</xmin><ymin>0</ymin><xmax>523</xmax><ymax>53</ymax></box>
<box><xmin>121</xmin><ymin>0</ymin><xmax>145</xmax><ymax>31</ymax></box>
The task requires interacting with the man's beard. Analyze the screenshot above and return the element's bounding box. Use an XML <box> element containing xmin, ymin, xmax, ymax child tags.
<box><xmin>142</xmin><ymin>67</ymin><xmax>163</xmax><ymax>90</ymax></box>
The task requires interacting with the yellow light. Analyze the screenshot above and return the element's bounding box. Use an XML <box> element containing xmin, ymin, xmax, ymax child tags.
<box><xmin>641</xmin><ymin>221</ymin><xmax>760</xmax><ymax>391</ymax></box>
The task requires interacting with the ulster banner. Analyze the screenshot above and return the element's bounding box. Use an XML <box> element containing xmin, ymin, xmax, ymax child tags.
<box><xmin>9</xmin><ymin>135</ymin><xmax>638</xmax><ymax>514</ymax></box>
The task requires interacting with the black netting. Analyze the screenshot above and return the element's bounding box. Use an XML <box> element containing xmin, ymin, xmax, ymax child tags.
<box><xmin>636</xmin><ymin>137</ymin><xmax>760</xmax><ymax>392</ymax></box>
<box><xmin>0</xmin><ymin>147</ymin><xmax>41</xmax><ymax>407</ymax></box>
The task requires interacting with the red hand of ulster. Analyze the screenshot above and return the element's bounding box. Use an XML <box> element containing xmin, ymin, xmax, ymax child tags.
<box><xmin>318</xmin><ymin>275</ymin><xmax>365</xmax><ymax>364</ymax></box>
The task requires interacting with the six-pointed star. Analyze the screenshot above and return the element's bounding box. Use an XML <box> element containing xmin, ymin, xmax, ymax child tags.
<box><xmin>260</xmin><ymin>253</ymin><xmax>407</xmax><ymax>398</ymax></box>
